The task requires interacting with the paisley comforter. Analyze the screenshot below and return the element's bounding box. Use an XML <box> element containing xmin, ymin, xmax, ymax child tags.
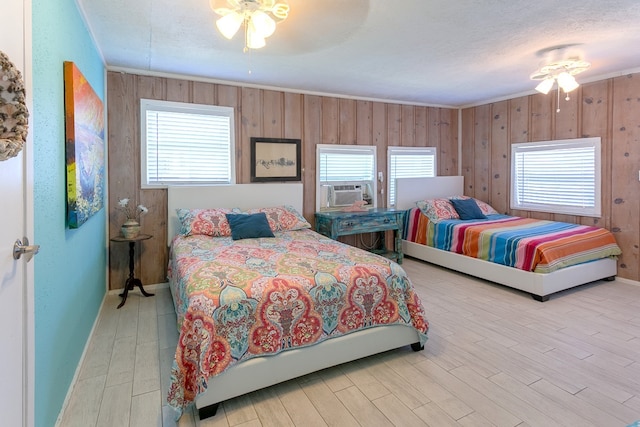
<box><xmin>166</xmin><ymin>229</ymin><xmax>429</xmax><ymax>414</ymax></box>
<box><xmin>404</xmin><ymin>209</ymin><xmax>621</xmax><ymax>273</ymax></box>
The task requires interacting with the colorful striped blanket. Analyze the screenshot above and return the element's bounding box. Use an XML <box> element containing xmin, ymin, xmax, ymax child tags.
<box><xmin>166</xmin><ymin>229</ymin><xmax>429</xmax><ymax>416</ymax></box>
<box><xmin>404</xmin><ymin>209</ymin><xmax>621</xmax><ymax>273</ymax></box>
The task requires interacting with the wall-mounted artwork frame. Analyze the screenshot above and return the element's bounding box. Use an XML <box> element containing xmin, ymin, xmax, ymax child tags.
<box><xmin>64</xmin><ymin>61</ymin><xmax>105</xmax><ymax>228</ymax></box>
<box><xmin>250</xmin><ymin>137</ymin><xmax>301</xmax><ymax>182</ymax></box>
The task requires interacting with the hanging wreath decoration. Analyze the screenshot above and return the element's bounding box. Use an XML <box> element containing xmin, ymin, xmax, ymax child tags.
<box><xmin>0</xmin><ymin>50</ymin><xmax>29</xmax><ymax>161</ymax></box>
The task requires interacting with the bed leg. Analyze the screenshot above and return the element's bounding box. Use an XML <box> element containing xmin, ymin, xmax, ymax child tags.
<box><xmin>531</xmin><ymin>294</ymin><xmax>549</xmax><ymax>302</ymax></box>
<box><xmin>198</xmin><ymin>403</ymin><xmax>220</xmax><ymax>420</ymax></box>
<box><xmin>411</xmin><ymin>342</ymin><xmax>424</xmax><ymax>352</ymax></box>
<box><xmin>604</xmin><ymin>276</ymin><xmax>616</xmax><ymax>281</ymax></box>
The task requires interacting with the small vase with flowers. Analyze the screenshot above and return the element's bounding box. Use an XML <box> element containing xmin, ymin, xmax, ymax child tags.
<box><xmin>117</xmin><ymin>198</ymin><xmax>148</xmax><ymax>239</ymax></box>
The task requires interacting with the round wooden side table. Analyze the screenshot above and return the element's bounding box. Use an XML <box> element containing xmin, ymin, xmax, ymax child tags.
<box><xmin>110</xmin><ymin>234</ymin><xmax>154</xmax><ymax>309</ymax></box>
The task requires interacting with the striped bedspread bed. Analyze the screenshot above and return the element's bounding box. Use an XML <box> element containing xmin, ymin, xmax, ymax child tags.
<box><xmin>404</xmin><ymin>208</ymin><xmax>621</xmax><ymax>273</ymax></box>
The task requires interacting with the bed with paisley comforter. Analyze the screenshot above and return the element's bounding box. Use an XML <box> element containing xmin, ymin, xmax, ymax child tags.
<box><xmin>165</xmin><ymin>184</ymin><xmax>429</xmax><ymax>420</ymax></box>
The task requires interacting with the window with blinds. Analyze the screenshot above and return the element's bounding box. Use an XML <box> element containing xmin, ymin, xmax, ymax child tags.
<box><xmin>317</xmin><ymin>145</ymin><xmax>376</xmax><ymax>182</ymax></box>
<box><xmin>510</xmin><ymin>137</ymin><xmax>601</xmax><ymax>217</ymax></box>
<box><xmin>387</xmin><ymin>147</ymin><xmax>436</xmax><ymax>207</ymax></box>
<box><xmin>316</xmin><ymin>144</ymin><xmax>376</xmax><ymax>210</ymax></box>
<box><xmin>140</xmin><ymin>99</ymin><xmax>235</xmax><ymax>187</ymax></box>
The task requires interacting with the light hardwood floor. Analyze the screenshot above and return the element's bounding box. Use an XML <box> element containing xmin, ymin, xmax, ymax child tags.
<box><xmin>59</xmin><ymin>257</ymin><xmax>640</xmax><ymax>427</ymax></box>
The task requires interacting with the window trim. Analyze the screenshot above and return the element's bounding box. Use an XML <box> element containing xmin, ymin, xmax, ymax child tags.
<box><xmin>140</xmin><ymin>98</ymin><xmax>236</xmax><ymax>189</ymax></box>
<box><xmin>510</xmin><ymin>137</ymin><xmax>601</xmax><ymax>217</ymax></box>
<box><xmin>387</xmin><ymin>146</ymin><xmax>437</xmax><ymax>207</ymax></box>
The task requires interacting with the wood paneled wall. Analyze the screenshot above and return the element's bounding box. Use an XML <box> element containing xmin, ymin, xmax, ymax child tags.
<box><xmin>461</xmin><ymin>73</ymin><xmax>640</xmax><ymax>281</ymax></box>
<box><xmin>107</xmin><ymin>71</ymin><xmax>459</xmax><ymax>290</ymax></box>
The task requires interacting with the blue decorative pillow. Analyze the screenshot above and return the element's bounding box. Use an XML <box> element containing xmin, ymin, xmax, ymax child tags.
<box><xmin>449</xmin><ymin>198</ymin><xmax>487</xmax><ymax>220</ymax></box>
<box><xmin>225</xmin><ymin>213</ymin><xmax>275</xmax><ymax>240</ymax></box>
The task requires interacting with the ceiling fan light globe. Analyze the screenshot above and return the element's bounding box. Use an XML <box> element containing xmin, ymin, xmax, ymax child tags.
<box><xmin>535</xmin><ymin>78</ymin><xmax>554</xmax><ymax>95</ymax></box>
<box><xmin>216</xmin><ymin>12</ymin><xmax>244</xmax><ymax>39</ymax></box>
<box><xmin>247</xmin><ymin>28</ymin><xmax>266</xmax><ymax>49</ymax></box>
<box><xmin>557</xmin><ymin>72</ymin><xmax>579</xmax><ymax>93</ymax></box>
<box><xmin>250</xmin><ymin>11</ymin><xmax>276</xmax><ymax>38</ymax></box>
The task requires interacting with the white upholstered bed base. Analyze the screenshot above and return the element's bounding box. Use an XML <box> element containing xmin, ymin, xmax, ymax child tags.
<box><xmin>396</xmin><ymin>177</ymin><xmax>617</xmax><ymax>301</ymax></box>
<box><xmin>194</xmin><ymin>324</ymin><xmax>419</xmax><ymax>414</ymax></box>
<box><xmin>167</xmin><ymin>184</ymin><xmax>422</xmax><ymax>418</ymax></box>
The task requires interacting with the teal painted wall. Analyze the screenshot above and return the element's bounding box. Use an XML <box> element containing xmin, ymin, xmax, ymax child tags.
<box><xmin>32</xmin><ymin>0</ymin><xmax>106</xmax><ymax>425</ymax></box>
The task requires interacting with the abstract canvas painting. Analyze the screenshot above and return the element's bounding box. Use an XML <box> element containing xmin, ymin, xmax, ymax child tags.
<box><xmin>63</xmin><ymin>61</ymin><xmax>105</xmax><ymax>228</ymax></box>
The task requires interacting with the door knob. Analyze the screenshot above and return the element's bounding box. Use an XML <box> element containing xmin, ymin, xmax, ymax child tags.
<box><xmin>13</xmin><ymin>237</ymin><xmax>40</xmax><ymax>262</ymax></box>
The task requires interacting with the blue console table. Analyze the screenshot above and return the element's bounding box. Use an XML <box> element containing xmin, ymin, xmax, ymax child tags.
<box><xmin>315</xmin><ymin>208</ymin><xmax>404</xmax><ymax>264</ymax></box>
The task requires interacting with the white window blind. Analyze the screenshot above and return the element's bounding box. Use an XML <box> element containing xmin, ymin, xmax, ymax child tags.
<box><xmin>141</xmin><ymin>99</ymin><xmax>235</xmax><ymax>187</ymax></box>
<box><xmin>511</xmin><ymin>137</ymin><xmax>601</xmax><ymax>217</ymax></box>
<box><xmin>318</xmin><ymin>145</ymin><xmax>375</xmax><ymax>182</ymax></box>
<box><xmin>387</xmin><ymin>147</ymin><xmax>436</xmax><ymax>207</ymax></box>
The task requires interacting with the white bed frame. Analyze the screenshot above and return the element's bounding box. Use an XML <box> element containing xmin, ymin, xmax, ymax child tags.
<box><xmin>167</xmin><ymin>184</ymin><xmax>422</xmax><ymax>418</ymax></box>
<box><xmin>396</xmin><ymin>177</ymin><xmax>617</xmax><ymax>301</ymax></box>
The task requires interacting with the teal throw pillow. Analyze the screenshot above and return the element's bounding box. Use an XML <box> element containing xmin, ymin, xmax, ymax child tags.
<box><xmin>449</xmin><ymin>198</ymin><xmax>487</xmax><ymax>220</ymax></box>
<box><xmin>225</xmin><ymin>213</ymin><xmax>275</xmax><ymax>240</ymax></box>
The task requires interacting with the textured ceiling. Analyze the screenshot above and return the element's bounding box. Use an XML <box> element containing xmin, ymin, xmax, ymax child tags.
<box><xmin>79</xmin><ymin>0</ymin><xmax>640</xmax><ymax>107</ymax></box>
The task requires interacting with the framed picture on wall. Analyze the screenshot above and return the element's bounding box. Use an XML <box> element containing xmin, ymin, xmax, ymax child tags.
<box><xmin>250</xmin><ymin>137</ymin><xmax>301</xmax><ymax>182</ymax></box>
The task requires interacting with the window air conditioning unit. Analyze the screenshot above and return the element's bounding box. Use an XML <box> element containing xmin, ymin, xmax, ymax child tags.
<box><xmin>330</xmin><ymin>184</ymin><xmax>363</xmax><ymax>207</ymax></box>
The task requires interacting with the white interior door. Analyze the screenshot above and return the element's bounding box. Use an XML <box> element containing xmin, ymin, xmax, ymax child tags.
<box><xmin>0</xmin><ymin>148</ymin><xmax>27</xmax><ymax>427</ymax></box>
<box><xmin>1</xmin><ymin>1</ymin><xmax>34</xmax><ymax>425</ymax></box>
